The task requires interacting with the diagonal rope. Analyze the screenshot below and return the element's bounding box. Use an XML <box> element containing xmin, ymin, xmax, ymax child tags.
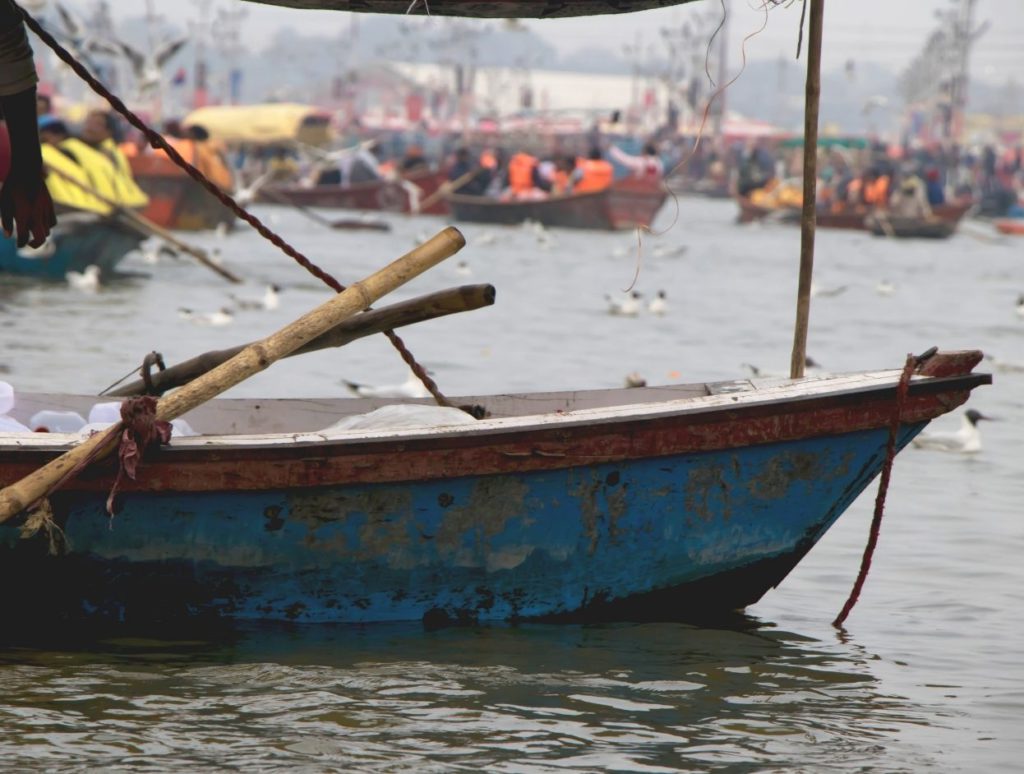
<box><xmin>17</xmin><ymin>3</ymin><xmax>453</xmax><ymax>409</ymax></box>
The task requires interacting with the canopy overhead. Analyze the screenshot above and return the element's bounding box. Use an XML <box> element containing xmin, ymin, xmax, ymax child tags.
<box><xmin>241</xmin><ymin>1</ymin><xmax>698</xmax><ymax>18</ymax></box>
<box><xmin>182</xmin><ymin>103</ymin><xmax>332</xmax><ymax>146</ymax></box>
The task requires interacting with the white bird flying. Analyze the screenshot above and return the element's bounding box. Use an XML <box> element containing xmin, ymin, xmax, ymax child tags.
<box><xmin>178</xmin><ymin>307</ymin><xmax>234</xmax><ymax>326</ymax></box>
<box><xmin>342</xmin><ymin>371</ymin><xmax>432</xmax><ymax>399</ymax></box>
<box><xmin>233</xmin><ymin>170</ymin><xmax>275</xmax><ymax>207</ymax></box>
<box><xmin>605</xmin><ymin>291</ymin><xmax>642</xmax><ymax>317</ymax></box>
<box><xmin>648</xmin><ymin>290</ymin><xmax>668</xmax><ymax>316</ymax></box>
<box><xmin>66</xmin><ymin>265</ymin><xmax>101</xmax><ymax>293</ymax></box>
<box><xmin>912</xmin><ymin>409</ymin><xmax>992</xmax><ymax>454</ymax></box>
<box><xmin>117</xmin><ymin>36</ymin><xmax>188</xmax><ymax>97</ymax></box>
<box><xmin>53</xmin><ymin>3</ymin><xmax>121</xmax><ymax>70</ymax></box>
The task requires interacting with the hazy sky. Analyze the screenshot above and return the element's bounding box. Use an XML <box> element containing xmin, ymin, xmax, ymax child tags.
<box><xmin>55</xmin><ymin>0</ymin><xmax>1024</xmax><ymax>84</ymax></box>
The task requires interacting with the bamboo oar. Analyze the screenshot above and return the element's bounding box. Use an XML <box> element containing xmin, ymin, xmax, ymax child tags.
<box><xmin>45</xmin><ymin>164</ymin><xmax>243</xmax><ymax>284</ymax></box>
<box><xmin>415</xmin><ymin>168</ymin><xmax>483</xmax><ymax>214</ymax></box>
<box><xmin>0</xmin><ymin>227</ymin><xmax>466</xmax><ymax>524</ymax></box>
<box><xmin>259</xmin><ymin>186</ymin><xmax>391</xmax><ymax>231</ymax></box>
<box><xmin>107</xmin><ymin>284</ymin><xmax>495</xmax><ymax>397</ymax></box>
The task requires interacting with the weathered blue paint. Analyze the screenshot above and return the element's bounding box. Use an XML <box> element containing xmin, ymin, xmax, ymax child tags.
<box><xmin>0</xmin><ymin>215</ymin><xmax>143</xmax><ymax>280</ymax></box>
<box><xmin>0</xmin><ymin>424</ymin><xmax>925</xmax><ymax>625</ymax></box>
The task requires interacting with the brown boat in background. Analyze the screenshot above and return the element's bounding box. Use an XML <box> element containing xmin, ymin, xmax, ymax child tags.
<box><xmin>258</xmin><ymin>168</ymin><xmax>450</xmax><ymax>216</ymax></box>
<box><xmin>130</xmin><ymin>153</ymin><xmax>235</xmax><ymax>232</ymax></box>
<box><xmin>446</xmin><ymin>178</ymin><xmax>668</xmax><ymax>230</ymax></box>
<box><xmin>737</xmin><ymin>197</ymin><xmax>973</xmax><ymax>233</ymax></box>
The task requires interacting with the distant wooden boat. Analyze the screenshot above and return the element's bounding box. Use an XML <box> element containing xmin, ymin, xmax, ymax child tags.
<box><xmin>447</xmin><ymin>178</ymin><xmax>668</xmax><ymax>230</ymax></box>
<box><xmin>259</xmin><ymin>169</ymin><xmax>450</xmax><ymax>216</ymax></box>
<box><xmin>866</xmin><ymin>214</ymin><xmax>957</xmax><ymax>239</ymax></box>
<box><xmin>0</xmin><ymin>212</ymin><xmax>144</xmax><ymax>280</ymax></box>
<box><xmin>737</xmin><ymin>198</ymin><xmax>973</xmax><ymax>234</ymax></box>
<box><xmin>244</xmin><ymin>1</ymin><xmax>699</xmax><ymax>18</ymax></box>
<box><xmin>0</xmin><ymin>351</ymin><xmax>988</xmax><ymax>625</ymax></box>
<box><xmin>130</xmin><ymin>153</ymin><xmax>235</xmax><ymax>232</ymax></box>
<box><xmin>994</xmin><ymin>218</ymin><xmax>1024</xmax><ymax>236</ymax></box>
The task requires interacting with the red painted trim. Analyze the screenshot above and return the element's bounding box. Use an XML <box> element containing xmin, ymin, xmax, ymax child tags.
<box><xmin>0</xmin><ymin>374</ymin><xmax>985</xmax><ymax>494</ymax></box>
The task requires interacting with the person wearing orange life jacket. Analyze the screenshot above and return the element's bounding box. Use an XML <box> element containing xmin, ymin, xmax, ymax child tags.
<box><xmin>863</xmin><ymin>169</ymin><xmax>890</xmax><ymax>209</ymax></box>
<box><xmin>506</xmin><ymin>151</ymin><xmax>539</xmax><ymax>197</ymax></box>
<box><xmin>550</xmin><ymin>156</ymin><xmax>575</xmax><ymax>195</ymax></box>
<box><xmin>571</xmin><ymin>147</ymin><xmax>614</xmax><ymax>194</ymax></box>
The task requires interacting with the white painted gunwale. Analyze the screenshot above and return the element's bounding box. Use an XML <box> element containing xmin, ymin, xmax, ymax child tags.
<box><xmin>0</xmin><ymin>370</ymin><xmax>924</xmax><ymax>452</ymax></box>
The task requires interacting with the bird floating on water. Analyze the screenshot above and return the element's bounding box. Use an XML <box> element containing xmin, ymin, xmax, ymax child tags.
<box><xmin>648</xmin><ymin>290</ymin><xmax>668</xmax><ymax>316</ymax></box>
<box><xmin>231</xmin><ymin>284</ymin><xmax>281</xmax><ymax>312</ymax></box>
<box><xmin>454</xmin><ymin>261</ymin><xmax>472</xmax><ymax>277</ymax></box>
<box><xmin>605</xmin><ymin>291</ymin><xmax>642</xmax><ymax>317</ymax></box>
<box><xmin>624</xmin><ymin>372</ymin><xmax>647</xmax><ymax>388</ymax></box>
<box><xmin>178</xmin><ymin>307</ymin><xmax>234</xmax><ymax>326</ymax></box>
<box><xmin>810</xmin><ymin>281</ymin><xmax>848</xmax><ymax>298</ymax></box>
<box><xmin>652</xmin><ymin>244</ymin><xmax>688</xmax><ymax>259</ymax></box>
<box><xmin>876</xmin><ymin>279</ymin><xmax>896</xmax><ymax>296</ymax></box>
<box><xmin>66</xmin><ymin>265</ymin><xmax>100</xmax><ymax>293</ymax></box>
<box><xmin>343</xmin><ymin>371</ymin><xmax>431</xmax><ymax>399</ymax></box>
<box><xmin>912</xmin><ymin>409</ymin><xmax>992</xmax><ymax>454</ymax></box>
<box><xmin>1016</xmin><ymin>294</ymin><xmax>1024</xmax><ymax>319</ymax></box>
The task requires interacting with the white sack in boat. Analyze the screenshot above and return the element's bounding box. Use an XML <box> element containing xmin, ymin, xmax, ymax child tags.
<box><xmin>77</xmin><ymin>417</ymin><xmax>198</xmax><ymax>438</ymax></box>
<box><xmin>29</xmin><ymin>410</ymin><xmax>87</xmax><ymax>433</ymax></box>
<box><xmin>321</xmin><ymin>404</ymin><xmax>477</xmax><ymax>434</ymax></box>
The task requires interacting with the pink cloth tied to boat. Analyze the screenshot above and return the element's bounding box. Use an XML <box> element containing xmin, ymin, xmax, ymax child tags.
<box><xmin>106</xmin><ymin>396</ymin><xmax>172</xmax><ymax>516</ymax></box>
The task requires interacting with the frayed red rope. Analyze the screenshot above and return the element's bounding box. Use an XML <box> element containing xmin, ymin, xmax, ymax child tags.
<box><xmin>833</xmin><ymin>354</ymin><xmax>916</xmax><ymax>628</ymax></box>
<box><xmin>17</xmin><ymin>4</ymin><xmax>451</xmax><ymax>410</ymax></box>
<box><xmin>106</xmin><ymin>396</ymin><xmax>172</xmax><ymax>516</ymax></box>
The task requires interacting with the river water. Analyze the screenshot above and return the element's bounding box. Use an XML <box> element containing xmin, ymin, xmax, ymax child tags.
<box><xmin>1</xmin><ymin>198</ymin><xmax>1021</xmax><ymax>771</ymax></box>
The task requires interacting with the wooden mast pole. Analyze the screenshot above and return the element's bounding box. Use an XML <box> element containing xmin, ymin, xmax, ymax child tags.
<box><xmin>789</xmin><ymin>0</ymin><xmax>825</xmax><ymax>379</ymax></box>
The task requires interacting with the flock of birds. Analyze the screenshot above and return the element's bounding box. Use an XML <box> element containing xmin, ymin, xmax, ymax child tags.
<box><xmin>605</xmin><ymin>290</ymin><xmax>668</xmax><ymax>317</ymax></box>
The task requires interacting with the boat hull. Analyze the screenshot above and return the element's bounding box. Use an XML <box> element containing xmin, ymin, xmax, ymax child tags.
<box><xmin>0</xmin><ymin>357</ymin><xmax>987</xmax><ymax>626</ymax></box>
<box><xmin>3</xmin><ymin>425</ymin><xmax>921</xmax><ymax>625</ymax></box>
<box><xmin>259</xmin><ymin>169</ymin><xmax>450</xmax><ymax>215</ymax></box>
<box><xmin>737</xmin><ymin>199</ymin><xmax>972</xmax><ymax>232</ymax></box>
<box><xmin>0</xmin><ymin>213</ymin><xmax>144</xmax><ymax>280</ymax></box>
<box><xmin>130</xmin><ymin>154</ymin><xmax>235</xmax><ymax>232</ymax></box>
<box><xmin>448</xmin><ymin>179</ymin><xmax>668</xmax><ymax>230</ymax></box>
<box><xmin>244</xmin><ymin>1</ymin><xmax>699</xmax><ymax>18</ymax></box>
<box><xmin>994</xmin><ymin>218</ymin><xmax>1024</xmax><ymax>235</ymax></box>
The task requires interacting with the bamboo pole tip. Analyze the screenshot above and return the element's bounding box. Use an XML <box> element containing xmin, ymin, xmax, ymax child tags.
<box><xmin>439</xmin><ymin>226</ymin><xmax>466</xmax><ymax>250</ymax></box>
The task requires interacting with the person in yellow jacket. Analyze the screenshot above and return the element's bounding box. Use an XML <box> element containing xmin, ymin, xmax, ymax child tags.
<box><xmin>80</xmin><ymin>109</ymin><xmax>148</xmax><ymax>207</ymax></box>
<box><xmin>38</xmin><ymin>116</ymin><xmax>110</xmax><ymax>214</ymax></box>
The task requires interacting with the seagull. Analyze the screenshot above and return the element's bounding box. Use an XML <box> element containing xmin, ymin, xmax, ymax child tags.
<box><xmin>648</xmin><ymin>290</ymin><xmax>668</xmax><ymax>316</ymax></box>
<box><xmin>476</xmin><ymin>231</ymin><xmax>498</xmax><ymax>247</ymax></box>
<box><xmin>605</xmin><ymin>291</ymin><xmax>642</xmax><ymax>317</ymax></box>
<box><xmin>140</xmin><ymin>243</ymin><xmax>177</xmax><ymax>265</ymax></box>
<box><xmin>810</xmin><ymin>281</ymin><xmax>848</xmax><ymax>298</ymax></box>
<box><xmin>178</xmin><ymin>307</ymin><xmax>234</xmax><ymax>326</ymax></box>
<box><xmin>230</xmin><ymin>284</ymin><xmax>281</xmax><ymax>311</ymax></box>
<box><xmin>116</xmin><ymin>36</ymin><xmax>188</xmax><ymax>97</ymax></box>
<box><xmin>342</xmin><ymin>371</ymin><xmax>432</xmax><ymax>399</ymax></box>
<box><xmin>624</xmin><ymin>372</ymin><xmax>647</xmax><ymax>388</ymax></box>
<box><xmin>912</xmin><ymin>409</ymin><xmax>992</xmax><ymax>454</ymax></box>
<box><xmin>66</xmin><ymin>265</ymin><xmax>101</xmax><ymax>293</ymax></box>
<box><xmin>454</xmin><ymin>261</ymin><xmax>472</xmax><ymax>278</ymax></box>
<box><xmin>652</xmin><ymin>244</ymin><xmax>688</xmax><ymax>259</ymax></box>
<box><xmin>1016</xmin><ymin>294</ymin><xmax>1024</xmax><ymax>319</ymax></box>
<box><xmin>876</xmin><ymin>279</ymin><xmax>896</xmax><ymax>296</ymax></box>
<box><xmin>741</xmin><ymin>356</ymin><xmax>822</xmax><ymax>379</ymax></box>
<box><xmin>983</xmin><ymin>353</ymin><xmax>1024</xmax><ymax>374</ymax></box>
<box><xmin>53</xmin><ymin>3</ymin><xmax>121</xmax><ymax>70</ymax></box>
<box><xmin>234</xmin><ymin>170</ymin><xmax>275</xmax><ymax>207</ymax></box>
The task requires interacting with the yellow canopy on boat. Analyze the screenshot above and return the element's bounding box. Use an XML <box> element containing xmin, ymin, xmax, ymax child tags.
<box><xmin>182</xmin><ymin>104</ymin><xmax>333</xmax><ymax>147</ymax></box>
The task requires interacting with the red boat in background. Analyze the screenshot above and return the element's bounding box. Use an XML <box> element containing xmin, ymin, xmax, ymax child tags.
<box><xmin>257</xmin><ymin>168</ymin><xmax>450</xmax><ymax>216</ymax></box>
<box><xmin>129</xmin><ymin>153</ymin><xmax>235</xmax><ymax>232</ymax></box>
<box><xmin>994</xmin><ymin>218</ymin><xmax>1024</xmax><ymax>236</ymax></box>
<box><xmin>737</xmin><ymin>197</ymin><xmax>974</xmax><ymax>232</ymax></box>
<box><xmin>446</xmin><ymin>177</ymin><xmax>668</xmax><ymax>230</ymax></box>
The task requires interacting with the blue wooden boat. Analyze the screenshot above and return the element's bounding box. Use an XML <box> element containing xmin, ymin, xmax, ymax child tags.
<box><xmin>0</xmin><ymin>211</ymin><xmax>144</xmax><ymax>281</ymax></box>
<box><xmin>0</xmin><ymin>351</ymin><xmax>988</xmax><ymax>626</ymax></box>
